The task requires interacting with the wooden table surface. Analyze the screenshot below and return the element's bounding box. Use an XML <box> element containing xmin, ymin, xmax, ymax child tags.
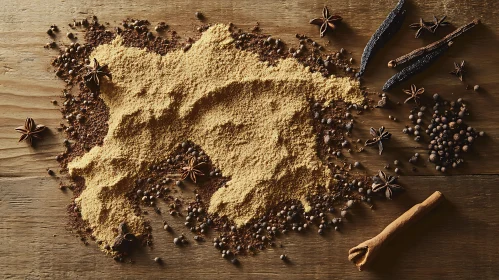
<box><xmin>1</xmin><ymin>0</ymin><xmax>499</xmax><ymax>279</ymax></box>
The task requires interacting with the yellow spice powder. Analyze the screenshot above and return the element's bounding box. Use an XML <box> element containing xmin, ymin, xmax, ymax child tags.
<box><xmin>69</xmin><ymin>24</ymin><xmax>364</xmax><ymax>247</ymax></box>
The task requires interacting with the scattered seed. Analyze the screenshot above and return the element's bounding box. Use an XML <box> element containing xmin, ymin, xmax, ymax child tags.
<box><xmin>340</xmin><ymin>210</ymin><xmax>347</xmax><ymax>217</ymax></box>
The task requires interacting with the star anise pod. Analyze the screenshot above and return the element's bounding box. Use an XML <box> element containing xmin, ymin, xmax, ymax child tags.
<box><xmin>309</xmin><ymin>6</ymin><xmax>343</xmax><ymax>37</ymax></box>
<box><xmin>365</xmin><ymin>126</ymin><xmax>391</xmax><ymax>155</ymax></box>
<box><xmin>181</xmin><ymin>158</ymin><xmax>205</xmax><ymax>183</ymax></box>
<box><xmin>403</xmin><ymin>84</ymin><xmax>424</xmax><ymax>105</ymax></box>
<box><xmin>84</xmin><ymin>58</ymin><xmax>112</xmax><ymax>90</ymax></box>
<box><xmin>450</xmin><ymin>60</ymin><xmax>465</xmax><ymax>81</ymax></box>
<box><xmin>410</xmin><ymin>16</ymin><xmax>449</xmax><ymax>38</ymax></box>
<box><xmin>427</xmin><ymin>15</ymin><xmax>449</xmax><ymax>33</ymax></box>
<box><xmin>15</xmin><ymin>117</ymin><xmax>46</xmax><ymax>146</ymax></box>
<box><xmin>371</xmin><ymin>170</ymin><xmax>403</xmax><ymax>199</ymax></box>
<box><xmin>409</xmin><ymin>18</ymin><xmax>433</xmax><ymax>38</ymax></box>
<box><xmin>112</xmin><ymin>222</ymin><xmax>137</xmax><ymax>253</ymax></box>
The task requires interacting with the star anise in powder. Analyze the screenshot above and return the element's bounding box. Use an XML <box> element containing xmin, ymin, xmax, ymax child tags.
<box><xmin>403</xmin><ymin>84</ymin><xmax>424</xmax><ymax>105</ymax></box>
<box><xmin>371</xmin><ymin>170</ymin><xmax>403</xmax><ymax>199</ymax></box>
<box><xmin>450</xmin><ymin>60</ymin><xmax>466</xmax><ymax>81</ymax></box>
<box><xmin>112</xmin><ymin>222</ymin><xmax>137</xmax><ymax>253</ymax></box>
<box><xmin>309</xmin><ymin>6</ymin><xmax>343</xmax><ymax>37</ymax></box>
<box><xmin>365</xmin><ymin>126</ymin><xmax>391</xmax><ymax>155</ymax></box>
<box><xmin>181</xmin><ymin>158</ymin><xmax>205</xmax><ymax>183</ymax></box>
<box><xmin>84</xmin><ymin>58</ymin><xmax>112</xmax><ymax>90</ymax></box>
<box><xmin>15</xmin><ymin>117</ymin><xmax>46</xmax><ymax>146</ymax></box>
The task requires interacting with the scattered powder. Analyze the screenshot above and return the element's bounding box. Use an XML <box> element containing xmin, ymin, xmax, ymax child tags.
<box><xmin>69</xmin><ymin>24</ymin><xmax>364</xmax><ymax>247</ymax></box>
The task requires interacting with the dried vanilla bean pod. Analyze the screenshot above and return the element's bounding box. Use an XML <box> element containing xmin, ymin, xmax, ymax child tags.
<box><xmin>388</xmin><ymin>19</ymin><xmax>480</xmax><ymax>68</ymax></box>
<box><xmin>357</xmin><ymin>0</ymin><xmax>406</xmax><ymax>77</ymax></box>
<box><xmin>383</xmin><ymin>41</ymin><xmax>452</xmax><ymax>91</ymax></box>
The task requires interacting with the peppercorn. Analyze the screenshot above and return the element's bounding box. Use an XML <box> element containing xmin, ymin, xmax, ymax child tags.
<box><xmin>340</xmin><ymin>210</ymin><xmax>347</xmax><ymax>217</ymax></box>
<box><xmin>347</xmin><ymin>200</ymin><xmax>354</xmax><ymax>208</ymax></box>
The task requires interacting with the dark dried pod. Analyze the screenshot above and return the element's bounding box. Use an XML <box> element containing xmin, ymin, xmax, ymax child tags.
<box><xmin>358</xmin><ymin>0</ymin><xmax>406</xmax><ymax>76</ymax></box>
<box><xmin>383</xmin><ymin>41</ymin><xmax>452</xmax><ymax>91</ymax></box>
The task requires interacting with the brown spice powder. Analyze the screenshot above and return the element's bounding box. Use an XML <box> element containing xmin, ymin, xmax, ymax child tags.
<box><xmin>68</xmin><ymin>24</ymin><xmax>364</xmax><ymax>247</ymax></box>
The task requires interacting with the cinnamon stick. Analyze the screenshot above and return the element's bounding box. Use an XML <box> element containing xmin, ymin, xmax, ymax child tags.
<box><xmin>387</xmin><ymin>19</ymin><xmax>480</xmax><ymax>68</ymax></box>
<box><xmin>348</xmin><ymin>191</ymin><xmax>445</xmax><ymax>271</ymax></box>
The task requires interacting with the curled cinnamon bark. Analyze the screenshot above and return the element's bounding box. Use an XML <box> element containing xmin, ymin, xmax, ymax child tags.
<box><xmin>348</xmin><ymin>191</ymin><xmax>445</xmax><ymax>271</ymax></box>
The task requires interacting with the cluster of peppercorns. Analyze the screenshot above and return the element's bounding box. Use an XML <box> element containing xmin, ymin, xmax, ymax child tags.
<box><xmin>213</xmin><ymin>236</ymin><xmax>240</xmax><ymax>265</ymax></box>
<box><xmin>311</xmin><ymin>100</ymin><xmax>367</xmax><ymax>161</ymax></box>
<box><xmin>121</xmin><ymin>19</ymin><xmax>150</xmax><ymax>32</ymax></box>
<box><xmin>184</xmin><ymin>202</ymin><xmax>212</xmax><ymax>235</ymax></box>
<box><xmin>425</xmin><ymin>95</ymin><xmax>484</xmax><ymax>172</ymax></box>
<box><xmin>230</xmin><ymin>29</ymin><xmax>356</xmax><ymax>78</ymax></box>
<box><xmin>402</xmin><ymin>105</ymin><xmax>427</xmax><ymax>142</ymax></box>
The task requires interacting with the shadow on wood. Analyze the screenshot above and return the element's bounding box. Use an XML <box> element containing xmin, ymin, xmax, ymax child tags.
<box><xmin>367</xmin><ymin>198</ymin><xmax>454</xmax><ymax>275</ymax></box>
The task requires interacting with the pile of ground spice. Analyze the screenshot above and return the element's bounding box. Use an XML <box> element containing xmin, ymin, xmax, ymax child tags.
<box><xmin>65</xmin><ymin>24</ymin><xmax>364</xmax><ymax>248</ymax></box>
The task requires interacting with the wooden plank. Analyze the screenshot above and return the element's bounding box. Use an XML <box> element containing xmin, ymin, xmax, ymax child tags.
<box><xmin>0</xmin><ymin>0</ymin><xmax>498</xmax><ymax>278</ymax></box>
<box><xmin>1</xmin><ymin>175</ymin><xmax>499</xmax><ymax>279</ymax></box>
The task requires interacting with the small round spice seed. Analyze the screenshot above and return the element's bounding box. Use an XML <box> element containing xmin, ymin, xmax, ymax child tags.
<box><xmin>195</xmin><ymin>12</ymin><xmax>204</xmax><ymax>19</ymax></box>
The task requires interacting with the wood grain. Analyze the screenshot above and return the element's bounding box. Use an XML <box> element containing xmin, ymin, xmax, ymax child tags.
<box><xmin>1</xmin><ymin>0</ymin><xmax>498</xmax><ymax>279</ymax></box>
